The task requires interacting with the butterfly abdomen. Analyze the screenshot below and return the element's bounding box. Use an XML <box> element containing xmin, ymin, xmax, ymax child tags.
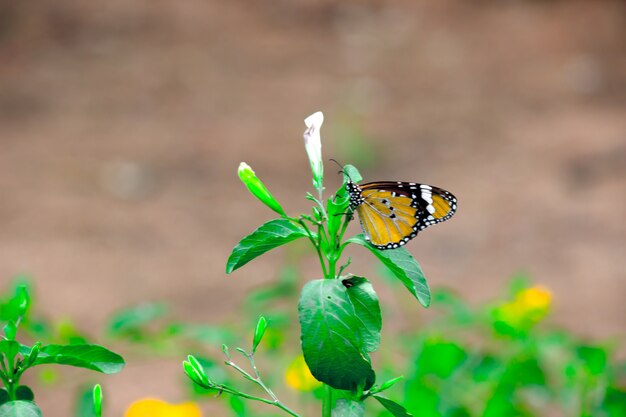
<box><xmin>346</xmin><ymin>181</ymin><xmax>364</xmax><ymax>210</ymax></box>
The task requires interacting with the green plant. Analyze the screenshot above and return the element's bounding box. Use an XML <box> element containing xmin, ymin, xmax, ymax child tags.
<box><xmin>394</xmin><ymin>280</ymin><xmax>626</xmax><ymax>417</ymax></box>
<box><xmin>0</xmin><ymin>281</ymin><xmax>124</xmax><ymax>415</ymax></box>
<box><xmin>184</xmin><ymin>111</ymin><xmax>437</xmax><ymax>416</ymax></box>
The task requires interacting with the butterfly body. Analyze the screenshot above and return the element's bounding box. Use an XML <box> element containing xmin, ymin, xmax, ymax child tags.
<box><xmin>346</xmin><ymin>180</ymin><xmax>457</xmax><ymax>250</ymax></box>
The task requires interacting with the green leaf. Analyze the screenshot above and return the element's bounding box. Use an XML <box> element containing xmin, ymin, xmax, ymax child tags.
<box><xmin>0</xmin><ymin>389</ymin><xmax>8</xmax><ymax>406</ymax></box>
<box><xmin>0</xmin><ymin>340</ymin><xmax>19</xmax><ymax>364</ymax></box>
<box><xmin>229</xmin><ymin>395</ymin><xmax>247</xmax><ymax>417</ymax></box>
<box><xmin>414</xmin><ymin>338</ymin><xmax>467</xmax><ymax>378</ymax></box>
<box><xmin>577</xmin><ymin>345</ymin><xmax>607</xmax><ymax>376</ymax></box>
<box><xmin>605</xmin><ymin>386</ymin><xmax>626</xmax><ymax>417</ymax></box>
<box><xmin>343</xmin><ymin>164</ymin><xmax>363</xmax><ymax>184</ymax></box>
<box><xmin>327</xmin><ymin>188</ymin><xmax>349</xmax><ymax>240</ymax></box>
<box><xmin>343</xmin><ymin>277</ymin><xmax>381</xmax><ymax>353</ymax></box>
<box><xmin>19</xmin><ymin>344</ymin><xmax>124</xmax><ymax>374</ymax></box>
<box><xmin>107</xmin><ymin>303</ymin><xmax>168</xmax><ymax>337</ymax></box>
<box><xmin>0</xmin><ymin>401</ymin><xmax>42</xmax><ymax>417</ymax></box>
<box><xmin>348</xmin><ymin>235</ymin><xmax>430</xmax><ymax>307</ymax></box>
<box><xmin>298</xmin><ymin>279</ymin><xmax>375</xmax><ymax>391</ymax></box>
<box><xmin>74</xmin><ymin>385</ymin><xmax>97</xmax><ymax>417</ymax></box>
<box><xmin>373</xmin><ymin>396</ymin><xmax>413</xmax><ymax>417</ymax></box>
<box><xmin>332</xmin><ymin>399</ymin><xmax>365</xmax><ymax>417</ymax></box>
<box><xmin>4</xmin><ymin>321</ymin><xmax>17</xmax><ymax>340</ymax></box>
<box><xmin>15</xmin><ymin>387</ymin><xmax>33</xmax><ymax>402</ymax></box>
<box><xmin>226</xmin><ymin>219</ymin><xmax>310</xmax><ymax>274</ymax></box>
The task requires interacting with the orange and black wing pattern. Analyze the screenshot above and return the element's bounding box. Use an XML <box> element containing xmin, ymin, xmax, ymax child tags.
<box><xmin>347</xmin><ymin>181</ymin><xmax>457</xmax><ymax>250</ymax></box>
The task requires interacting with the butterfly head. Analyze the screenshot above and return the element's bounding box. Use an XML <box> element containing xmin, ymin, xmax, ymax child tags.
<box><xmin>345</xmin><ymin>181</ymin><xmax>364</xmax><ymax>210</ymax></box>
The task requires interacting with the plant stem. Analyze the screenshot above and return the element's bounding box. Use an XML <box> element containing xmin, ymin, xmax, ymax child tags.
<box><xmin>223</xmin><ymin>351</ymin><xmax>300</xmax><ymax>417</ymax></box>
<box><xmin>3</xmin><ymin>350</ymin><xmax>18</xmax><ymax>400</ymax></box>
<box><xmin>297</xmin><ymin>219</ymin><xmax>328</xmax><ymax>278</ymax></box>
<box><xmin>327</xmin><ymin>255</ymin><xmax>336</xmax><ymax>279</ymax></box>
<box><xmin>322</xmin><ymin>384</ymin><xmax>333</xmax><ymax>417</ymax></box>
<box><xmin>218</xmin><ymin>385</ymin><xmax>301</xmax><ymax>417</ymax></box>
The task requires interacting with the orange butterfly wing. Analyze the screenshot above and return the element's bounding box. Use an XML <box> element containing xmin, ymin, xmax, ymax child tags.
<box><xmin>353</xmin><ymin>181</ymin><xmax>457</xmax><ymax>250</ymax></box>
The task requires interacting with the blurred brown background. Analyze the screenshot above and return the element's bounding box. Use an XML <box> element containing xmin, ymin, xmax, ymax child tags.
<box><xmin>1</xmin><ymin>0</ymin><xmax>625</xmax><ymax>415</ymax></box>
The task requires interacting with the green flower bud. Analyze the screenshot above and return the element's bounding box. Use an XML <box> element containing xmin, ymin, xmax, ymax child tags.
<box><xmin>93</xmin><ymin>384</ymin><xmax>103</xmax><ymax>417</ymax></box>
<box><xmin>252</xmin><ymin>316</ymin><xmax>268</xmax><ymax>354</ymax></box>
<box><xmin>238</xmin><ymin>162</ymin><xmax>286</xmax><ymax>217</ymax></box>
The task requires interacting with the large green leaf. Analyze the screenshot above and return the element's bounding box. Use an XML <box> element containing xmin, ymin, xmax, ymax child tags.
<box><xmin>298</xmin><ymin>280</ymin><xmax>375</xmax><ymax>391</ymax></box>
<box><xmin>0</xmin><ymin>401</ymin><xmax>42</xmax><ymax>417</ymax></box>
<box><xmin>348</xmin><ymin>235</ymin><xmax>430</xmax><ymax>307</ymax></box>
<box><xmin>19</xmin><ymin>344</ymin><xmax>124</xmax><ymax>374</ymax></box>
<box><xmin>226</xmin><ymin>219</ymin><xmax>310</xmax><ymax>274</ymax></box>
<box><xmin>373</xmin><ymin>396</ymin><xmax>413</xmax><ymax>417</ymax></box>
<box><xmin>343</xmin><ymin>276</ymin><xmax>381</xmax><ymax>353</ymax></box>
<box><xmin>332</xmin><ymin>399</ymin><xmax>365</xmax><ymax>417</ymax></box>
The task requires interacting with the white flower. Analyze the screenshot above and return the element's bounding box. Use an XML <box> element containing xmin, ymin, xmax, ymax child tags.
<box><xmin>303</xmin><ymin>111</ymin><xmax>324</xmax><ymax>191</ymax></box>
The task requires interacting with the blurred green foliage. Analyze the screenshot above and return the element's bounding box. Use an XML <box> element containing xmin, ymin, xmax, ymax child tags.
<box><xmin>2</xmin><ymin>273</ymin><xmax>624</xmax><ymax>417</ymax></box>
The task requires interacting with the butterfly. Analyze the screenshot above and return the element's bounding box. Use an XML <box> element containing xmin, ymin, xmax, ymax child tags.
<box><xmin>346</xmin><ymin>180</ymin><xmax>457</xmax><ymax>250</ymax></box>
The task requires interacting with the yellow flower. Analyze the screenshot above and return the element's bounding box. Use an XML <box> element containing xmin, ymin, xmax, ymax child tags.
<box><xmin>493</xmin><ymin>285</ymin><xmax>552</xmax><ymax>333</ymax></box>
<box><xmin>285</xmin><ymin>355</ymin><xmax>322</xmax><ymax>392</ymax></box>
<box><xmin>517</xmin><ymin>286</ymin><xmax>552</xmax><ymax>312</ymax></box>
<box><xmin>125</xmin><ymin>398</ymin><xmax>202</xmax><ymax>417</ymax></box>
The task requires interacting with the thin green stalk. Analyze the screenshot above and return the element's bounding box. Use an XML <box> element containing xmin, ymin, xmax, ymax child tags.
<box><xmin>223</xmin><ymin>350</ymin><xmax>300</xmax><ymax>417</ymax></box>
<box><xmin>245</xmin><ymin>352</ymin><xmax>278</xmax><ymax>401</ymax></box>
<box><xmin>216</xmin><ymin>384</ymin><xmax>301</xmax><ymax>417</ymax></box>
<box><xmin>0</xmin><ymin>354</ymin><xmax>8</xmax><ymax>375</ymax></box>
<box><xmin>296</xmin><ymin>219</ymin><xmax>328</xmax><ymax>278</ymax></box>
<box><xmin>322</xmin><ymin>384</ymin><xmax>333</xmax><ymax>417</ymax></box>
<box><xmin>337</xmin><ymin>212</ymin><xmax>352</xmax><ymax>243</ymax></box>
<box><xmin>4</xmin><ymin>353</ymin><xmax>17</xmax><ymax>400</ymax></box>
<box><xmin>225</xmin><ymin>360</ymin><xmax>257</xmax><ymax>384</ymax></box>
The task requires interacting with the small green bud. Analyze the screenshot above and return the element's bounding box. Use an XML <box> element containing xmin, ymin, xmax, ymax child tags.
<box><xmin>15</xmin><ymin>285</ymin><xmax>30</xmax><ymax>317</ymax></box>
<box><xmin>222</xmin><ymin>344</ymin><xmax>231</xmax><ymax>361</ymax></box>
<box><xmin>252</xmin><ymin>316</ymin><xmax>268</xmax><ymax>354</ymax></box>
<box><xmin>26</xmin><ymin>342</ymin><xmax>41</xmax><ymax>367</ymax></box>
<box><xmin>377</xmin><ymin>376</ymin><xmax>404</xmax><ymax>393</ymax></box>
<box><xmin>93</xmin><ymin>384</ymin><xmax>103</xmax><ymax>417</ymax></box>
<box><xmin>186</xmin><ymin>355</ymin><xmax>210</xmax><ymax>385</ymax></box>
<box><xmin>183</xmin><ymin>361</ymin><xmax>202</xmax><ymax>385</ymax></box>
<box><xmin>238</xmin><ymin>163</ymin><xmax>286</xmax><ymax>217</ymax></box>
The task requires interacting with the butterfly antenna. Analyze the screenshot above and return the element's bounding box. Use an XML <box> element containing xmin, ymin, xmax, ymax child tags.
<box><xmin>329</xmin><ymin>158</ymin><xmax>345</xmax><ymax>175</ymax></box>
<box><xmin>329</xmin><ymin>158</ymin><xmax>354</xmax><ymax>182</ymax></box>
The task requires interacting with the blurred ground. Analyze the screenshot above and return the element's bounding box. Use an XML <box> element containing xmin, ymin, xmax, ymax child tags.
<box><xmin>0</xmin><ymin>0</ymin><xmax>625</xmax><ymax>415</ymax></box>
